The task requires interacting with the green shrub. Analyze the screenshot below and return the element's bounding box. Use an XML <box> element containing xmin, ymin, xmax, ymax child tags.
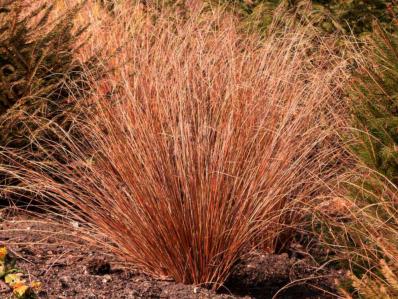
<box><xmin>350</xmin><ymin>21</ymin><xmax>398</xmax><ymax>184</ymax></box>
<box><xmin>210</xmin><ymin>0</ymin><xmax>396</xmax><ymax>34</ymax></box>
<box><xmin>311</xmin><ymin>0</ymin><xmax>395</xmax><ymax>35</ymax></box>
<box><xmin>0</xmin><ymin>0</ymin><xmax>97</xmax><ymax>149</ymax></box>
<box><xmin>316</xmin><ymin>18</ymin><xmax>398</xmax><ymax>298</ymax></box>
<box><xmin>0</xmin><ymin>0</ymin><xmax>100</xmax><ymax>206</ymax></box>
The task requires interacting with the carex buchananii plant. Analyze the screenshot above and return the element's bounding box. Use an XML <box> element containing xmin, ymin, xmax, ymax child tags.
<box><xmin>12</xmin><ymin>5</ymin><xmax>349</xmax><ymax>288</ymax></box>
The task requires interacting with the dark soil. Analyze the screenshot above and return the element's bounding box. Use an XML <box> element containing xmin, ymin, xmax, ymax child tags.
<box><xmin>0</xmin><ymin>209</ymin><xmax>342</xmax><ymax>299</ymax></box>
<box><xmin>224</xmin><ymin>252</ymin><xmax>340</xmax><ymax>299</ymax></box>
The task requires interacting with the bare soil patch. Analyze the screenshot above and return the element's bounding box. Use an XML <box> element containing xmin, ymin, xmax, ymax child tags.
<box><xmin>0</xmin><ymin>209</ymin><xmax>341</xmax><ymax>299</ymax></box>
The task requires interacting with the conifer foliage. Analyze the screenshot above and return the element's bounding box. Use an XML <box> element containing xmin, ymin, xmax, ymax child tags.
<box><xmin>350</xmin><ymin>21</ymin><xmax>398</xmax><ymax>184</ymax></box>
<box><xmin>335</xmin><ymin>19</ymin><xmax>398</xmax><ymax>298</ymax></box>
<box><xmin>0</xmin><ymin>0</ymin><xmax>94</xmax><ymax>148</ymax></box>
<box><xmin>0</xmin><ymin>0</ymin><xmax>99</xmax><ymax>206</ymax></box>
<box><xmin>311</xmin><ymin>0</ymin><xmax>393</xmax><ymax>34</ymax></box>
<box><xmin>214</xmin><ymin>0</ymin><xmax>394</xmax><ymax>34</ymax></box>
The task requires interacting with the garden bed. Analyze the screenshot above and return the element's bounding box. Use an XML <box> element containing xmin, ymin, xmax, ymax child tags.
<box><xmin>0</xmin><ymin>209</ymin><xmax>342</xmax><ymax>299</ymax></box>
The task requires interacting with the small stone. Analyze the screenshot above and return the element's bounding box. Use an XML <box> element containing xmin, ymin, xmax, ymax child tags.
<box><xmin>193</xmin><ymin>287</ymin><xmax>200</xmax><ymax>294</ymax></box>
<box><xmin>102</xmin><ymin>274</ymin><xmax>112</xmax><ymax>283</ymax></box>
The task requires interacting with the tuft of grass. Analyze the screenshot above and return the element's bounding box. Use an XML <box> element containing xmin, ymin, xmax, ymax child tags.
<box><xmin>9</xmin><ymin>5</ymin><xmax>349</xmax><ymax>288</ymax></box>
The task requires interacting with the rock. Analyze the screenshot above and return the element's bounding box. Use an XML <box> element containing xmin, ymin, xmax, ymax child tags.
<box><xmin>102</xmin><ymin>274</ymin><xmax>112</xmax><ymax>283</ymax></box>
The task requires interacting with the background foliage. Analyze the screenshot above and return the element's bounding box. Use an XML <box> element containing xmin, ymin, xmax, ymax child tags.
<box><xmin>315</xmin><ymin>18</ymin><xmax>398</xmax><ymax>299</ymax></box>
<box><xmin>0</xmin><ymin>0</ymin><xmax>96</xmax><ymax>149</ymax></box>
<box><xmin>211</xmin><ymin>0</ymin><xmax>396</xmax><ymax>34</ymax></box>
<box><xmin>0</xmin><ymin>0</ymin><xmax>100</xmax><ymax>206</ymax></box>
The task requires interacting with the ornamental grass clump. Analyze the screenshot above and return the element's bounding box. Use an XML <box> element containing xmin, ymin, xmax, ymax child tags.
<box><xmin>14</xmin><ymin>5</ymin><xmax>348</xmax><ymax>288</ymax></box>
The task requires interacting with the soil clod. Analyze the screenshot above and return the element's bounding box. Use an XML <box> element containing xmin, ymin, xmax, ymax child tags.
<box><xmin>87</xmin><ymin>258</ymin><xmax>112</xmax><ymax>276</ymax></box>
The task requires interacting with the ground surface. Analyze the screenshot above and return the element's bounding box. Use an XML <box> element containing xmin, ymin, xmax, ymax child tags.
<box><xmin>0</xmin><ymin>209</ymin><xmax>342</xmax><ymax>299</ymax></box>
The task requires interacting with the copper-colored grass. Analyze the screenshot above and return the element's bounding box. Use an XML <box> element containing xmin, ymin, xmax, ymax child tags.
<box><xmin>8</xmin><ymin>4</ymin><xmax>348</xmax><ymax>288</ymax></box>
